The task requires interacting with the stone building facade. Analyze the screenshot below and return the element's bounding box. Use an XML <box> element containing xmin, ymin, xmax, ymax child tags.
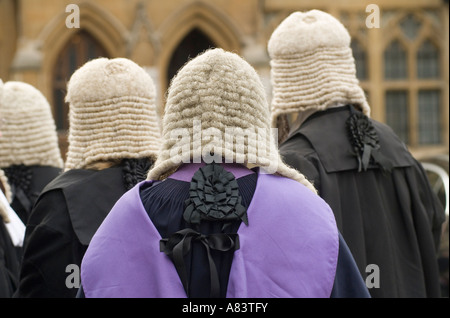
<box><xmin>0</xmin><ymin>0</ymin><xmax>448</xmax><ymax>160</ymax></box>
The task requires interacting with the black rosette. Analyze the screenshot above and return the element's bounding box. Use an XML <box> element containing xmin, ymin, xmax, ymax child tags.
<box><xmin>183</xmin><ymin>163</ymin><xmax>248</xmax><ymax>227</ymax></box>
<box><xmin>346</xmin><ymin>108</ymin><xmax>393</xmax><ymax>172</ymax></box>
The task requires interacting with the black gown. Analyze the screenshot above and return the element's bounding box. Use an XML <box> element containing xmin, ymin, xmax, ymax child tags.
<box><xmin>13</xmin><ymin>166</ymin><xmax>132</xmax><ymax>298</ymax></box>
<box><xmin>0</xmin><ymin>220</ymin><xmax>20</xmax><ymax>297</ymax></box>
<box><xmin>0</xmin><ymin>165</ymin><xmax>61</xmax><ymax>298</ymax></box>
<box><xmin>279</xmin><ymin>105</ymin><xmax>445</xmax><ymax>297</ymax></box>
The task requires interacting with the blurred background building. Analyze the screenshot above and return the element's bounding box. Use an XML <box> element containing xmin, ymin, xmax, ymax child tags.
<box><xmin>0</xmin><ymin>0</ymin><xmax>448</xmax><ymax>161</ymax></box>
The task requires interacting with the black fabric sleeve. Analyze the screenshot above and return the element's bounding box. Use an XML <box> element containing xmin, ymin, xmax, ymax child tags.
<box><xmin>331</xmin><ymin>233</ymin><xmax>371</xmax><ymax>298</ymax></box>
<box><xmin>0</xmin><ymin>221</ymin><xmax>20</xmax><ymax>297</ymax></box>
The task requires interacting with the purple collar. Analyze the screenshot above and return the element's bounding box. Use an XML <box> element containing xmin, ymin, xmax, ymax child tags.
<box><xmin>81</xmin><ymin>168</ymin><xmax>339</xmax><ymax>298</ymax></box>
<box><xmin>169</xmin><ymin>163</ymin><xmax>255</xmax><ymax>182</ymax></box>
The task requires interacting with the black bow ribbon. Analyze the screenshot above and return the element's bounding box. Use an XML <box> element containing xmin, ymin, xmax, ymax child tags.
<box><xmin>160</xmin><ymin>228</ymin><xmax>240</xmax><ymax>298</ymax></box>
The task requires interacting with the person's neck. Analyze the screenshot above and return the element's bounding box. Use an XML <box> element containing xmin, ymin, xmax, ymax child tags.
<box><xmin>169</xmin><ymin>162</ymin><xmax>254</xmax><ymax>182</ymax></box>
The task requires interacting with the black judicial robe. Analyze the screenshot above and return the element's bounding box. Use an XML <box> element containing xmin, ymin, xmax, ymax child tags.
<box><xmin>0</xmin><ymin>221</ymin><xmax>20</xmax><ymax>297</ymax></box>
<box><xmin>14</xmin><ymin>166</ymin><xmax>129</xmax><ymax>298</ymax></box>
<box><xmin>1</xmin><ymin>165</ymin><xmax>61</xmax><ymax>297</ymax></box>
<box><xmin>279</xmin><ymin>106</ymin><xmax>446</xmax><ymax>298</ymax></box>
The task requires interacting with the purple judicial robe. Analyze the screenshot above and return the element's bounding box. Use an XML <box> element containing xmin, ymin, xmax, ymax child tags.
<box><xmin>81</xmin><ymin>165</ymin><xmax>339</xmax><ymax>298</ymax></box>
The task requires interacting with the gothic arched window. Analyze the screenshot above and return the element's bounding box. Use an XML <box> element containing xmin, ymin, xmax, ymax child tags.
<box><xmin>417</xmin><ymin>40</ymin><xmax>440</xmax><ymax>79</ymax></box>
<box><xmin>384</xmin><ymin>40</ymin><xmax>408</xmax><ymax>79</ymax></box>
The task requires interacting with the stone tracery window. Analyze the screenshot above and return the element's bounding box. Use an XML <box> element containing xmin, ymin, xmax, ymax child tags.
<box><xmin>417</xmin><ymin>40</ymin><xmax>439</xmax><ymax>79</ymax></box>
<box><xmin>382</xmin><ymin>12</ymin><xmax>444</xmax><ymax>148</ymax></box>
<box><xmin>384</xmin><ymin>40</ymin><xmax>408</xmax><ymax>80</ymax></box>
